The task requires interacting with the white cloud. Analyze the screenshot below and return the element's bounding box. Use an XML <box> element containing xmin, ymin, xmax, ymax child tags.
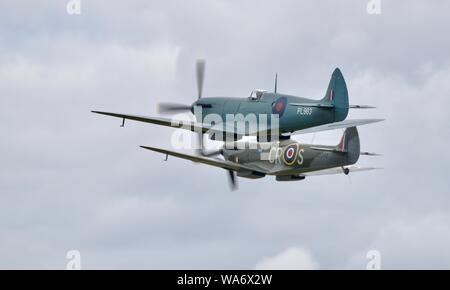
<box><xmin>348</xmin><ymin>212</ymin><xmax>450</xmax><ymax>269</ymax></box>
<box><xmin>254</xmin><ymin>247</ymin><xmax>319</xmax><ymax>270</ymax></box>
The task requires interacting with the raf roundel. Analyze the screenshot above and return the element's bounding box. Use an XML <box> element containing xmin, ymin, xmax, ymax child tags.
<box><xmin>272</xmin><ymin>96</ymin><xmax>287</xmax><ymax>117</ymax></box>
<box><xmin>282</xmin><ymin>143</ymin><xmax>299</xmax><ymax>166</ymax></box>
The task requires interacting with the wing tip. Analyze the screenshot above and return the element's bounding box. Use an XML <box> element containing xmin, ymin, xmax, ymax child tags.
<box><xmin>353</xmin><ymin>118</ymin><xmax>386</xmax><ymax>124</ymax></box>
<box><xmin>369</xmin><ymin>118</ymin><xmax>385</xmax><ymax>124</ymax></box>
<box><xmin>91</xmin><ymin>110</ymin><xmax>110</xmax><ymax>115</ymax></box>
<box><xmin>140</xmin><ymin>145</ymin><xmax>156</xmax><ymax>151</ymax></box>
<box><xmin>362</xmin><ymin>118</ymin><xmax>385</xmax><ymax>122</ymax></box>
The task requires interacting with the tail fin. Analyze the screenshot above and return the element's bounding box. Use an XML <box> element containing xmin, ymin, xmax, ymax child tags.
<box><xmin>322</xmin><ymin>68</ymin><xmax>349</xmax><ymax>122</ymax></box>
<box><xmin>336</xmin><ymin>126</ymin><xmax>360</xmax><ymax>164</ymax></box>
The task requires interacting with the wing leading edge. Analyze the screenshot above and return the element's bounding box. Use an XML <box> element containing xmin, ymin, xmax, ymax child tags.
<box><xmin>92</xmin><ymin>111</ymin><xmax>384</xmax><ymax>137</ymax></box>
<box><xmin>140</xmin><ymin>146</ymin><xmax>264</xmax><ymax>174</ymax></box>
<box><xmin>92</xmin><ymin>111</ymin><xmax>213</xmax><ymax>134</ymax></box>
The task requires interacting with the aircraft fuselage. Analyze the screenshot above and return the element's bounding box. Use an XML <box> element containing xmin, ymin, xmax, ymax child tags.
<box><xmin>193</xmin><ymin>93</ymin><xmax>339</xmax><ymax>135</ymax></box>
<box><xmin>220</xmin><ymin>126</ymin><xmax>360</xmax><ymax>180</ymax></box>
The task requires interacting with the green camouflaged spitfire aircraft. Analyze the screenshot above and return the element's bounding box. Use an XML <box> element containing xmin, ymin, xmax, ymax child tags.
<box><xmin>92</xmin><ymin>60</ymin><xmax>383</xmax><ymax>141</ymax></box>
<box><xmin>140</xmin><ymin>126</ymin><xmax>380</xmax><ymax>190</ymax></box>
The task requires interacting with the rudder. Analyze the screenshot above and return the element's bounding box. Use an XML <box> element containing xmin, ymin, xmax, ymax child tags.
<box><xmin>336</xmin><ymin>126</ymin><xmax>360</xmax><ymax>165</ymax></box>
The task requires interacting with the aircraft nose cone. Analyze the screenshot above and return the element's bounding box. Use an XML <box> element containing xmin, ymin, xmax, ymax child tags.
<box><xmin>190</xmin><ymin>101</ymin><xmax>197</xmax><ymax>114</ymax></box>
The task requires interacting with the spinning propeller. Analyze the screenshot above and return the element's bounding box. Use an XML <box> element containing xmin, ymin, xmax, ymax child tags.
<box><xmin>157</xmin><ymin>59</ymin><xmax>206</xmax><ymax>114</ymax></box>
<box><xmin>158</xmin><ymin>60</ymin><xmax>238</xmax><ymax>190</ymax></box>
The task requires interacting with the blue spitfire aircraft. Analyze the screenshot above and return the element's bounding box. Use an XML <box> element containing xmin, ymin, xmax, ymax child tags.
<box><xmin>92</xmin><ymin>60</ymin><xmax>383</xmax><ymax>142</ymax></box>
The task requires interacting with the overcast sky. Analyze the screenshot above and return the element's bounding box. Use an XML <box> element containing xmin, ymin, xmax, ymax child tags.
<box><xmin>1</xmin><ymin>0</ymin><xmax>450</xmax><ymax>269</ymax></box>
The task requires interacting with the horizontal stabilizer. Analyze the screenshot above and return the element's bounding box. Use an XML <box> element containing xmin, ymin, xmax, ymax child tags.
<box><xmin>360</xmin><ymin>151</ymin><xmax>382</xmax><ymax>156</ymax></box>
<box><xmin>302</xmin><ymin>166</ymin><xmax>382</xmax><ymax>176</ymax></box>
<box><xmin>349</xmin><ymin>105</ymin><xmax>376</xmax><ymax>109</ymax></box>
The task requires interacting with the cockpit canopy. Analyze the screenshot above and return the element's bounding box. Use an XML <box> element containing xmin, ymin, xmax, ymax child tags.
<box><xmin>248</xmin><ymin>89</ymin><xmax>267</xmax><ymax>101</ymax></box>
